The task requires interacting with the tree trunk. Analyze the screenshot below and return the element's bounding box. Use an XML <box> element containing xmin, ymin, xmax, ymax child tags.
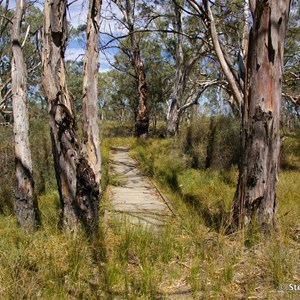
<box><xmin>233</xmin><ymin>0</ymin><xmax>291</xmax><ymax>231</ymax></box>
<box><xmin>11</xmin><ymin>0</ymin><xmax>39</xmax><ymax>230</ymax></box>
<box><xmin>42</xmin><ymin>0</ymin><xmax>99</xmax><ymax>232</ymax></box>
<box><xmin>113</xmin><ymin>0</ymin><xmax>149</xmax><ymax>137</ymax></box>
<box><xmin>133</xmin><ymin>48</ymin><xmax>149</xmax><ymax>137</ymax></box>
<box><xmin>166</xmin><ymin>3</ymin><xmax>202</xmax><ymax>137</ymax></box>
<box><xmin>127</xmin><ymin>0</ymin><xmax>149</xmax><ymax>137</ymax></box>
<box><xmin>82</xmin><ymin>0</ymin><xmax>102</xmax><ymax>190</ymax></box>
<box><xmin>166</xmin><ymin>97</ymin><xmax>180</xmax><ymax>137</ymax></box>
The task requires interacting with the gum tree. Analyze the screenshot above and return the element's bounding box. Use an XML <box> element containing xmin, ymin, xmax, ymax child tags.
<box><xmin>190</xmin><ymin>0</ymin><xmax>292</xmax><ymax>230</ymax></box>
<box><xmin>42</xmin><ymin>0</ymin><xmax>101</xmax><ymax>232</ymax></box>
<box><xmin>166</xmin><ymin>2</ymin><xmax>214</xmax><ymax>136</ymax></box>
<box><xmin>11</xmin><ymin>0</ymin><xmax>39</xmax><ymax>229</ymax></box>
<box><xmin>232</xmin><ymin>0</ymin><xmax>292</xmax><ymax>230</ymax></box>
<box><xmin>82</xmin><ymin>0</ymin><xmax>102</xmax><ymax>206</ymax></box>
<box><xmin>111</xmin><ymin>0</ymin><xmax>149</xmax><ymax>137</ymax></box>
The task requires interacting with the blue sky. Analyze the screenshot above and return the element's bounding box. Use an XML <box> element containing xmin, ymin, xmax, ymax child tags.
<box><xmin>65</xmin><ymin>0</ymin><xmax>119</xmax><ymax>72</ymax></box>
<box><xmin>8</xmin><ymin>0</ymin><xmax>115</xmax><ymax>72</ymax></box>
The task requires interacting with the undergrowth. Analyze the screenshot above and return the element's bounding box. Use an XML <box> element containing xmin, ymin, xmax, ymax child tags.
<box><xmin>0</xmin><ymin>126</ymin><xmax>299</xmax><ymax>299</ymax></box>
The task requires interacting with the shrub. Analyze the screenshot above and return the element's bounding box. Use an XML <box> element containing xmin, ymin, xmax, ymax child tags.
<box><xmin>280</xmin><ymin>130</ymin><xmax>300</xmax><ymax>170</ymax></box>
<box><xmin>0</xmin><ymin>112</ymin><xmax>57</xmax><ymax>214</ymax></box>
<box><xmin>0</xmin><ymin>126</ymin><xmax>14</xmax><ymax>214</ymax></box>
<box><xmin>154</xmin><ymin>151</ymin><xmax>187</xmax><ymax>190</ymax></box>
<box><xmin>30</xmin><ymin>113</ymin><xmax>56</xmax><ymax>195</ymax></box>
<box><xmin>179</xmin><ymin>116</ymin><xmax>240</xmax><ymax>169</ymax></box>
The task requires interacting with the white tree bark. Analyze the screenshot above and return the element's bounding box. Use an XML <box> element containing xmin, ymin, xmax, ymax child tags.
<box><xmin>12</xmin><ymin>0</ymin><xmax>39</xmax><ymax>230</ymax></box>
<box><xmin>82</xmin><ymin>0</ymin><xmax>102</xmax><ymax>185</ymax></box>
<box><xmin>42</xmin><ymin>0</ymin><xmax>100</xmax><ymax>232</ymax></box>
<box><xmin>166</xmin><ymin>3</ymin><xmax>206</xmax><ymax>136</ymax></box>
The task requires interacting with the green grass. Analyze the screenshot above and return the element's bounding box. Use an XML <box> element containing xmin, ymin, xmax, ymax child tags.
<box><xmin>0</xmin><ymin>132</ymin><xmax>300</xmax><ymax>299</ymax></box>
<box><xmin>0</xmin><ymin>195</ymin><xmax>106</xmax><ymax>299</ymax></box>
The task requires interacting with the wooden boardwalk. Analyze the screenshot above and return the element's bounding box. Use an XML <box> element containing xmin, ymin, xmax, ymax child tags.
<box><xmin>106</xmin><ymin>146</ymin><xmax>174</xmax><ymax>228</ymax></box>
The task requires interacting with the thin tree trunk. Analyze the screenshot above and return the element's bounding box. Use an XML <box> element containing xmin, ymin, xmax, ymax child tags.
<box><xmin>126</xmin><ymin>0</ymin><xmax>149</xmax><ymax>137</ymax></box>
<box><xmin>82</xmin><ymin>0</ymin><xmax>102</xmax><ymax>189</ymax></box>
<box><xmin>166</xmin><ymin>3</ymin><xmax>203</xmax><ymax>137</ymax></box>
<box><xmin>42</xmin><ymin>0</ymin><xmax>99</xmax><ymax>232</ymax></box>
<box><xmin>112</xmin><ymin>0</ymin><xmax>149</xmax><ymax>137</ymax></box>
<box><xmin>166</xmin><ymin>4</ymin><xmax>185</xmax><ymax>137</ymax></box>
<box><xmin>203</xmin><ymin>0</ymin><xmax>243</xmax><ymax>108</ymax></box>
<box><xmin>133</xmin><ymin>47</ymin><xmax>149</xmax><ymax>137</ymax></box>
<box><xmin>11</xmin><ymin>0</ymin><xmax>39</xmax><ymax>230</ymax></box>
<box><xmin>233</xmin><ymin>0</ymin><xmax>291</xmax><ymax>231</ymax></box>
<box><xmin>167</xmin><ymin>96</ymin><xmax>180</xmax><ymax>136</ymax></box>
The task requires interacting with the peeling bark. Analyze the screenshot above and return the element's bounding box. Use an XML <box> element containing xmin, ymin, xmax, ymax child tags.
<box><xmin>42</xmin><ymin>0</ymin><xmax>100</xmax><ymax>232</ymax></box>
<box><xmin>12</xmin><ymin>0</ymin><xmax>39</xmax><ymax>230</ymax></box>
<box><xmin>134</xmin><ymin>48</ymin><xmax>149</xmax><ymax>137</ymax></box>
<box><xmin>233</xmin><ymin>0</ymin><xmax>291</xmax><ymax>231</ymax></box>
<box><xmin>82</xmin><ymin>0</ymin><xmax>102</xmax><ymax>188</ymax></box>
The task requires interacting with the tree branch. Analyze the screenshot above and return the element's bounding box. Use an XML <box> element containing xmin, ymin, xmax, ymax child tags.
<box><xmin>282</xmin><ymin>93</ymin><xmax>300</xmax><ymax>106</ymax></box>
<box><xmin>177</xmin><ymin>79</ymin><xmax>223</xmax><ymax>114</ymax></box>
<box><xmin>202</xmin><ymin>0</ymin><xmax>243</xmax><ymax>107</ymax></box>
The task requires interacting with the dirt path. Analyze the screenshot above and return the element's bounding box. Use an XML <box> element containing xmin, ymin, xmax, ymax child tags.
<box><xmin>106</xmin><ymin>146</ymin><xmax>174</xmax><ymax>228</ymax></box>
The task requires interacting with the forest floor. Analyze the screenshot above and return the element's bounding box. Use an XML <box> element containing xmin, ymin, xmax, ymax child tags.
<box><xmin>106</xmin><ymin>146</ymin><xmax>175</xmax><ymax>228</ymax></box>
<box><xmin>1</xmin><ymin>128</ymin><xmax>299</xmax><ymax>299</ymax></box>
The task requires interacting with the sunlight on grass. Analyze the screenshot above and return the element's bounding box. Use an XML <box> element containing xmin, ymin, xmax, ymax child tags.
<box><xmin>0</xmin><ymin>134</ymin><xmax>299</xmax><ymax>299</ymax></box>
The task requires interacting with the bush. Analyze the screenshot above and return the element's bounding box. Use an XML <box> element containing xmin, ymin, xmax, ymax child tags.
<box><xmin>0</xmin><ymin>126</ymin><xmax>14</xmax><ymax>214</ymax></box>
<box><xmin>100</xmin><ymin>121</ymin><xmax>134</xmax><ymax>138</ymax></box>
<box><xmin>153</xmin><ymin>151</ymin><xmax>187</xmax><ymax>189</ymax></box>
<box><xmin>131</xmin><ymin>138</ymin><xmax>188</xmax><ymax>190</ymax></box>
<box><xmin>30</xmin><ymin>113</ymin><xmax>56</xmax><ymax>195</ymax></box>
<box><xmin>179</xmin><ymin>116</ymin><xmax>240</xmax><ymax>169</ymax></box>
<box><xmin>0</xmin><ymin>112</ymin><xmax>57</xmax><ymax>215</ymax></box>
<box><xmin>280</xmin><ymin>130</ymin><xmax>300</xmax><ymax>170</ymax></box>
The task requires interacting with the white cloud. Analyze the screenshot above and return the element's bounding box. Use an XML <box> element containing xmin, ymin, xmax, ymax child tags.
<box><xmin>65</xmin><ymin>47</ymin><xmax>84</xmax><ymax>61</ymax></box>
<box><xmin>67</xmin><ymin>0</ymin><xmax>88</xmax><ymax>28</ymax></box>
<box><xmin>100</xmin><ymin>0</ymin><xmax>128</xmax><ymax>35</ymax></box>
<box><xmin>8</xmin><ymin>0</ymin><xmax>115</xmax><ymax>72</ymax></box>
<box><xmin>66</xmin><ymin>47</ymin><xmax>112</xmax><ymax>73</ymax></box>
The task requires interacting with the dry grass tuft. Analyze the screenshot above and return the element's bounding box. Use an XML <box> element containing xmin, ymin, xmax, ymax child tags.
<box><xmin>0</xmin><ymin>133</ymin><xmax>299</xmax><ymax>299</ymax></box>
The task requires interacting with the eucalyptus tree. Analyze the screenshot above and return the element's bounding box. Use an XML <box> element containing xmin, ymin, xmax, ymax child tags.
<box><xmin>232</xmin><ymin>0</ymin><xmax>292</xmax><ymax>231</ymax></box>
<box><xmin>142</xmin><ymin>35</ymin><xmax>173</xmax><ymax>130</ymax></box>
<box><xmin>23</xmin><ymin>4</ymin><xmax>44</xmax><ymax>103</ymax></box>
<box><xmin>281</xmin><ymin>3</ymin><xmax>300</xmax><ymax>130</ymax></box>
<box><xmin>11</xmin><ymin>0</ymin><xmax>39</xmax><ymax>229</ymax></box>
<box><xmin>101</xmin><ymin>33</ymin><xmax>173</xmax><ymax>127</ymax></box>
<box><xmin>42</xmin><ymin>0</ymin><xmax>101</xmax><ymax>232</ymax></box>
<box><xmin>104</xmin><ymin>0</ymin><xmax>151</xmax><ymax>136</ymax></box>
<box><xmin>1</xmin><ymin>2</ymin><xmax>43</xmax><ymax>118</ymax></box>
<box><xmin>66</xmin><ymin>60</ymin><xmax>84</xmax><ymax>110</ymax></box>
<box><xmin>81</xmin><ymin>0</ymin><xmax>102</xmax><ymax>199</ymax></box>
<box><xmin>165</xmin><ymin>1</ymin><xmax>205</xmax><ymax>136</ymax></box>
<box><xmin>157</xmin><ymin>1</ymin><xmax>222</xmax><ymax>136</ymax></box>
<box><xmin>189</xmin><ymin>0</ymin><xmax>292</xmax><ymax>230</ymax></box>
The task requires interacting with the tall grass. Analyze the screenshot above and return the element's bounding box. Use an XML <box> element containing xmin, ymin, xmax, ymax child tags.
<box><xmin>0</xmin><ymin>193</ymin><xmax>107</xmax><ymax>299</ymax></box>
<box><xmin>0</xmin><ymin>123</ymin><xmax>299</xmax><ymax>299</ymax></box>
<box><xmin>126</xmin><ymin>132</ymin><xmax>300</xmax><ymax>298</ymax></box>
